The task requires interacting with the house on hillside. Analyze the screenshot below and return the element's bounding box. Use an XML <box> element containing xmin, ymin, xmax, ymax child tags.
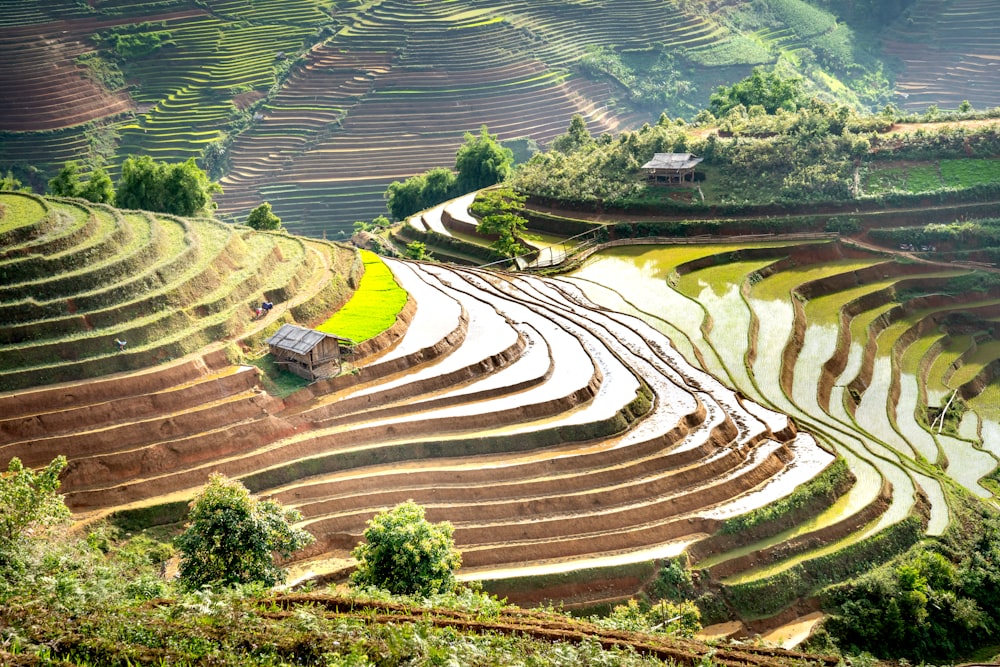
<box><xmin>266</xmin><ymin>323</ymin><xmax>351</xmax><ymax>381</ymax></box>
<box><xmin>641</xmin><ymin>152</ymin><xmax>703</xmax><ymax>185</ymax></box>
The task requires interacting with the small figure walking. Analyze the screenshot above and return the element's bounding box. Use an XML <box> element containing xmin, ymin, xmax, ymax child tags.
<box><xmin>114</xmin><ymin>338</ymin><xmax>127</xmax><ymax>352</ymax></box>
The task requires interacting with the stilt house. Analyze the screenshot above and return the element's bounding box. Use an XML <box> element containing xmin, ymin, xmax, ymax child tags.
<box><xmin>266</xmin><ymin>324</ymin><xmax>346</xmax><ymax>381</ymax></box>
<box><xmin>641</xmin><ymin>152</ymin><xmax>703</xmax><ymax>185</ymax></box>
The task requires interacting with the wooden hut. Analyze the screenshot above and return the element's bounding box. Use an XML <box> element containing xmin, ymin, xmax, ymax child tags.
<box><xmin>266</xmin><ymin>324</ymin><xmax>346</xmax><ymax>381</ymax></box>
<box><xmin>641</xmin><ymin>152</ymin><xmax>703</xmax><ymax>185</ymax></box>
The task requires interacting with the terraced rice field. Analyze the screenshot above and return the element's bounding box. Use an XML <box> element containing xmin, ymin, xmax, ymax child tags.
<box><xmin>8</xmin><ymin>189</ymin><xmax>1000</xmax><ymax>627</ymax></box>
<box><xmin>567</xmin><ymin>236</ymin><xmax>1000</xmax><ymax>605</ymax></box>
<box><xmin>1</xmin><ymin>193</ymin><xmax>854</xmax><ymax>620</ymax></box>
<box><xmin>883</xmin><ymin>0</ymin><xmax>1000</xmax><ymax>111</ymax></box>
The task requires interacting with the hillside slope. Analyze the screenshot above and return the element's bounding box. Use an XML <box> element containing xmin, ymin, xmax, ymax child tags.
<box><xmin>4</xmin><ymin>0</ymin><xmax>997</xmax><ymax>235</ymax></box>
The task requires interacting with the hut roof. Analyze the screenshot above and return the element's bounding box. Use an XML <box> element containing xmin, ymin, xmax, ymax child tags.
<box><xmin>641</xmin><ymin>153</ymin><xmax>703</xmax><ymax>170</ymax></box>
<box><xmin>266</xmin><ymin>324</ymin><xmax>340</xmax><ymax>355</ymax></box>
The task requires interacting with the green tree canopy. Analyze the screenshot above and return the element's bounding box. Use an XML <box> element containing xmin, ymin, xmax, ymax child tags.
<box><xmin>351</xmin><ymin>501</ymin><xmax>461</xmax><ymax>597</ymax></box>
<box><xmin>246</xmin><ymin>201</ymin><xmax>282</xmax><ymax>231</ymax></box>
<box><xmin>455</xmin><ymin>124</ymin><xmax>513</xmax><ymax>192</ymax></box>
<box><xmin>551</xmin><ymin>114</ymin><xmax>594</xmax><ymax>154</ymax></box>
<box><xmin>116</xmin><ymin>156</ymin><xmax>220</xmax><ymax>216</ymax></box>
<box><xmin>1</xmin><ymin>170</ymin><xmax>32</xmax><ymax>193</ymax></box>
<box><xmin>0</xmin><ymin>456</ymin><xmax>70</xmax><ymax>577</ymax></box>
<box><xmin>80</xmin><ymin>167</ymin><xmax>115</xmax><ymax>204</ymax></box>
<box><xmin>48</xmin><ymin>161</ymin><xmax>83</xmax><ymax>198</ymax></box>
<box><xmin>175</xmin><ymin>473</ymin><xmax>314</xmax><ymax>590</ymax></box>
<box><xmin>471</xmin><ymin>187</ymin><xmax>528</xmax><ymax>258</ymax></box>
<box><xmin>385</xmin><ymin>173</ymin><xmax>428</xmax><ymax>221</ymax></box>
<box><xmin>709</xmin><ymin>67</ymin><xmax>804</xmax><ymax>116</ymax></box>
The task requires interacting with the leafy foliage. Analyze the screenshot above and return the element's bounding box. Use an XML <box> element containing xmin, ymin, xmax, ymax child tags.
<box><xmin>470</xmin><ymin>187</ymin><xmax>529</xmax><ymax>258</ymax></box>
<box><xmin>709</xmin><ymin>67</ymin><xmax>805</xmax><ymax>116</ymax></box>
<box><xmin>116</xmin><ymin>155</ymin><xmax>221</xmax><ymax>216</ymax></box>
<box><xmin>351</xmin><ymin>501</ymin><xmax>461</xmax><ymax>597</ymax></box>
<box><xmin>455</xmin><ymin>124</ymin><xmax>514</xmax><ymax>193</ymax></box>
<box><xmin>596</xmin><ymin>598</ymin><xmax>701</xmax><ymax>638</ymax></box>
<box><xmin>48</xmin><ymin>161</ymin><xmax>83</xmax><ymax>197</ymax></box>
<box><xmin>0</xmin><ymin>170</ymin><xmax>32</xmax><ymax>193</ymax></box>
<box><xmin>0</xmin><ymin>456</ymin><xmax>70</xmax><ymax>581</ymax></box>
<box><xmin>246</xmin><ymin>201</ymin><xmax>282</xmax><ymax>231</ymax></box>
<box><xmin>175</xmin><ymin>473</ymin><xmax>314</xmax><ymax>590</ymax></box>
<box><xmin>817</xmin><ymin>502</ymin><xmax>1000</xmax><ymax>661</ymax></box>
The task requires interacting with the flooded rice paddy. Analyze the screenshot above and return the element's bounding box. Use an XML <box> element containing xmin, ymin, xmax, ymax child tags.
<box><xmin>570</xmin><ymin>241</ymin><xmax>1000</xmax><ymax>570</ymax></box>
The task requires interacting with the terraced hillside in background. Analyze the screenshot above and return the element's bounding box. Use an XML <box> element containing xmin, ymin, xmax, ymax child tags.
<box><xmin>0</xmin><ymin>191</ymin><xmax>359</xmax><ymax>391</ymax></box>
<box><xmin>884</xmin><ymin>0</ymin><xmax>1000</xmax><ymax>112</ymax></box>
<box><xmin>4</xmin><ymin>0</ymin><xmax>995</xmax><ymax>237</ymax></box>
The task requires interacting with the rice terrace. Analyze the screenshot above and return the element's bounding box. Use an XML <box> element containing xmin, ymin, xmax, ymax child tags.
<box><xmin>5</xmin><ymin>0</ymin><xmax>1000</xmax><ymax>665</ymax></box>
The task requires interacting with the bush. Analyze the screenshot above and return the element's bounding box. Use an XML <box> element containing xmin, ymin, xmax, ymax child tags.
<box><xmin>246</xmin><ymin>201</ymin><xmax>282</xmax><ymax>231</ymax></box>
<box><xmin>175</xmin><ymin>473</ymin><xmax>314</xmax><ymax>590</ymax></box>
<box><xmin>351</xmin><ymin>501</ymin><xmax>461</xmax><ymax>597</ymax></box>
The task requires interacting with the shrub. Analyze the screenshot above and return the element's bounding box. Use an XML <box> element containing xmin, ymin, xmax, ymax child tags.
<box><xmin>175</xmin><ymin>473</ymin><xmax>314</xmax><ymax>590</ymax></box>
<box><xmin>351</xmin><ymin>501</ymin><xmax>461</xmax><ymax>597</ymax></box>
<box><xmin>246</xmin><ymin>201</ymin><xmax>282</xmax><ymax>231</ymax></box>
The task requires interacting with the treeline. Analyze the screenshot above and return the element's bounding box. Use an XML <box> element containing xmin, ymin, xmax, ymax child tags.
<box><xmin>512</xmin><ymin>69</ymin><xmax>1000</xmax><ymax>213</ymax></box>
<box><xmin>46</xmin><ymin>156</ymin><xmax>221</xmax><ymax>217</ymax></box>
<box><xmin>385</xmin><ymin>125</ymin><xmax>513</xmax><ymax>220</ymax></box>
<box><xmin>811</xmin><ymin>501</ymin><xmax>1000</xmax><ymax>661</ymax></box>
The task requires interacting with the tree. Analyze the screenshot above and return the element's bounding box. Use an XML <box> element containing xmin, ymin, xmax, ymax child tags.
<box><xmin>246</xmin><ymin>201</ymin><xmax>282</xmax><ymax>231</ymax></box>
<box><xmin>551</xmin><ymin>114</ymin><xmax>593</xmax><ymax>154</ymax></box>
<box><xmin>116</xmin><ymin>155</ymin><xmax>166</xmax><ymax>212</ymax></box>
<box><xmin>48</xmin><ymin>161</ymin><xmax>83</xmax><ymax>197</ymax></box>
<box><xmin>351</xmin><ymin>501</ymin><xmax>461</xmax><ymax>596</ymax></box>
<box><xmin>80</xmin><ymin>167</ymin><xmax>115</xmax><ymax>204</ymax></box>
<box><xmin>455</xmin><ymin>124</ymin><xmax>513</xmax><ymax>192</ymax></box>
<box><xmin>175</xmin><ymin>473</ymin><xmax>314</xmax><ymax>590</ymax></box>
<box><xmin>470</xmin><ymin>187</ymin><xmax>528</xmax><ymax>258</ymax></box>
<box><xmin>709</xmin><ymin>67</ymin><xmax>804</xmax><ymax>116</ymax></box>
<box><xmin>385</xmin><ymin>173</ymin><xmax>427</xmax><ymax>220</ymax></box>
<box><xmin>405</xmin><ymin>240</ymin><xmax>428</xmax><ymax>260</ymax></box>
<box><xmin>0</xmin><ymin>456</ymin><xmax>70</xmax><ymax>575</ymax></box>
<box><xmin>116</xmin><ymin>156</ymin><xmax>220</xmax><ymax>216</ymax></box>
<box><xmin>1</xmin><ymin>170</ymin><xmax>32</xmax><ymax>193</ymax></box>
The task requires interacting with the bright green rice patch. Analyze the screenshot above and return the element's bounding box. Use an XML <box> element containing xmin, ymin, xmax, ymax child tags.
<box><xmin>940</xmin><ymin>158</ymin><xmax>1000</xmax><ymax>188</ymax></box>
<box><xmin>804</xmin><ymin>275</ymin><xmax>900</xmax><ymax>326</ymax></box>
<box><xmin>317</xmin><ymin>250</ymin><xmax>406</xmax><ymax>342</ymax></box>
<box><xmin>947</xmin><ymin>340</ymin><xmax>1000</xmax><ymax>388</ymax></box>
<box><xmin>927</xmin><ymin>334</ymin><xmax>974</xmax><ymax>396</ymax></box>
<box><xmin>676</xmin><ymin>259</ymin><xmax>774</xmax><ymax>298</ymax></box>
<box><xmin>0</xmin><ymin>194</ymin><xmax>46</xmax><ymax>233</ymax></box>
<box><xmin>968</xmin><ymin>383</ymin><xmax>1000</xmax><ymax>422</ymax></box>
<box><xmin>900</xmin><ymin>328</ymin><xmax>946</xmax><ymax>376</ymax></box>
<box><xmin>751</xmin><ymin>258</ymin><xmax>881</xmax><ymax>303</ymax></box>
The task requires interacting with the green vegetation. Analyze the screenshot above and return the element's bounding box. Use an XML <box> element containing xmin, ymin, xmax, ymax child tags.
<box><xmin>385</xmin><ymin>125</ymin><xmax>513</xmax><ymax>221</ymax></box>
<box><xmin>351</xmin><ymin>501</ymin><xmax>462</xmax><ymax>597</ymax></box>
<box><xmin>246</xmin><ymin>201</ymin><xmax>282</xmax><ymax>231</ymax></box>
<box><xmin>317</xmin><ymin>250</ymin><xmax>406</xmax><ymax>342</ymax></box>
<box><xmin>48</xmin><ymin>161</ymin><xmax>114</xmax><ymax>203</ymax></box>
<box><xmin>0</xmin><ymin>456</ymin><xmax>69</xmax><ymax>588</ymax></box>
<box><xmin>116</xmin><ymin>155</ymin><xmax>221</xmax><ymax>217</ymax></box>
<box><xmin>514</xmin><ymin>75</ymin><xmax>1000</xmax><ymax>212</ymax></box>
<box><xmin>175</xmin><ymin>473</ymin><xmax>314</xmax><ymax>590</ymax></box>
<box><xmin>720</xmin><ymin>458</ymin><xmax>852</xmax><ymax>534</ymax></box>
<box><xmin>709</xmin><ymin>67</ymin><xmax>805</xmax><ymax>115</ymax></box>
<box><xmin>815</xmin><ymin>502</ymin><xmax>1000</xmax><ymax>661</ymax></box>
<box><xmin>470</xmin><ymin>187</ymin><xmax>529</xmax><ymax>258</ymax></box>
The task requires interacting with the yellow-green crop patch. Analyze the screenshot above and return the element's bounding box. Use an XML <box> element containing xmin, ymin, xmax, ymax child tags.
<box><xmin>317</xmin><ymin>250</ymin><xmax>407</xmax><ymax>342</ymax></box>
<box><xmin>0</xmin><ymin>193</ymin><xmax>46</xmax><ymax>233</ymax></box>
